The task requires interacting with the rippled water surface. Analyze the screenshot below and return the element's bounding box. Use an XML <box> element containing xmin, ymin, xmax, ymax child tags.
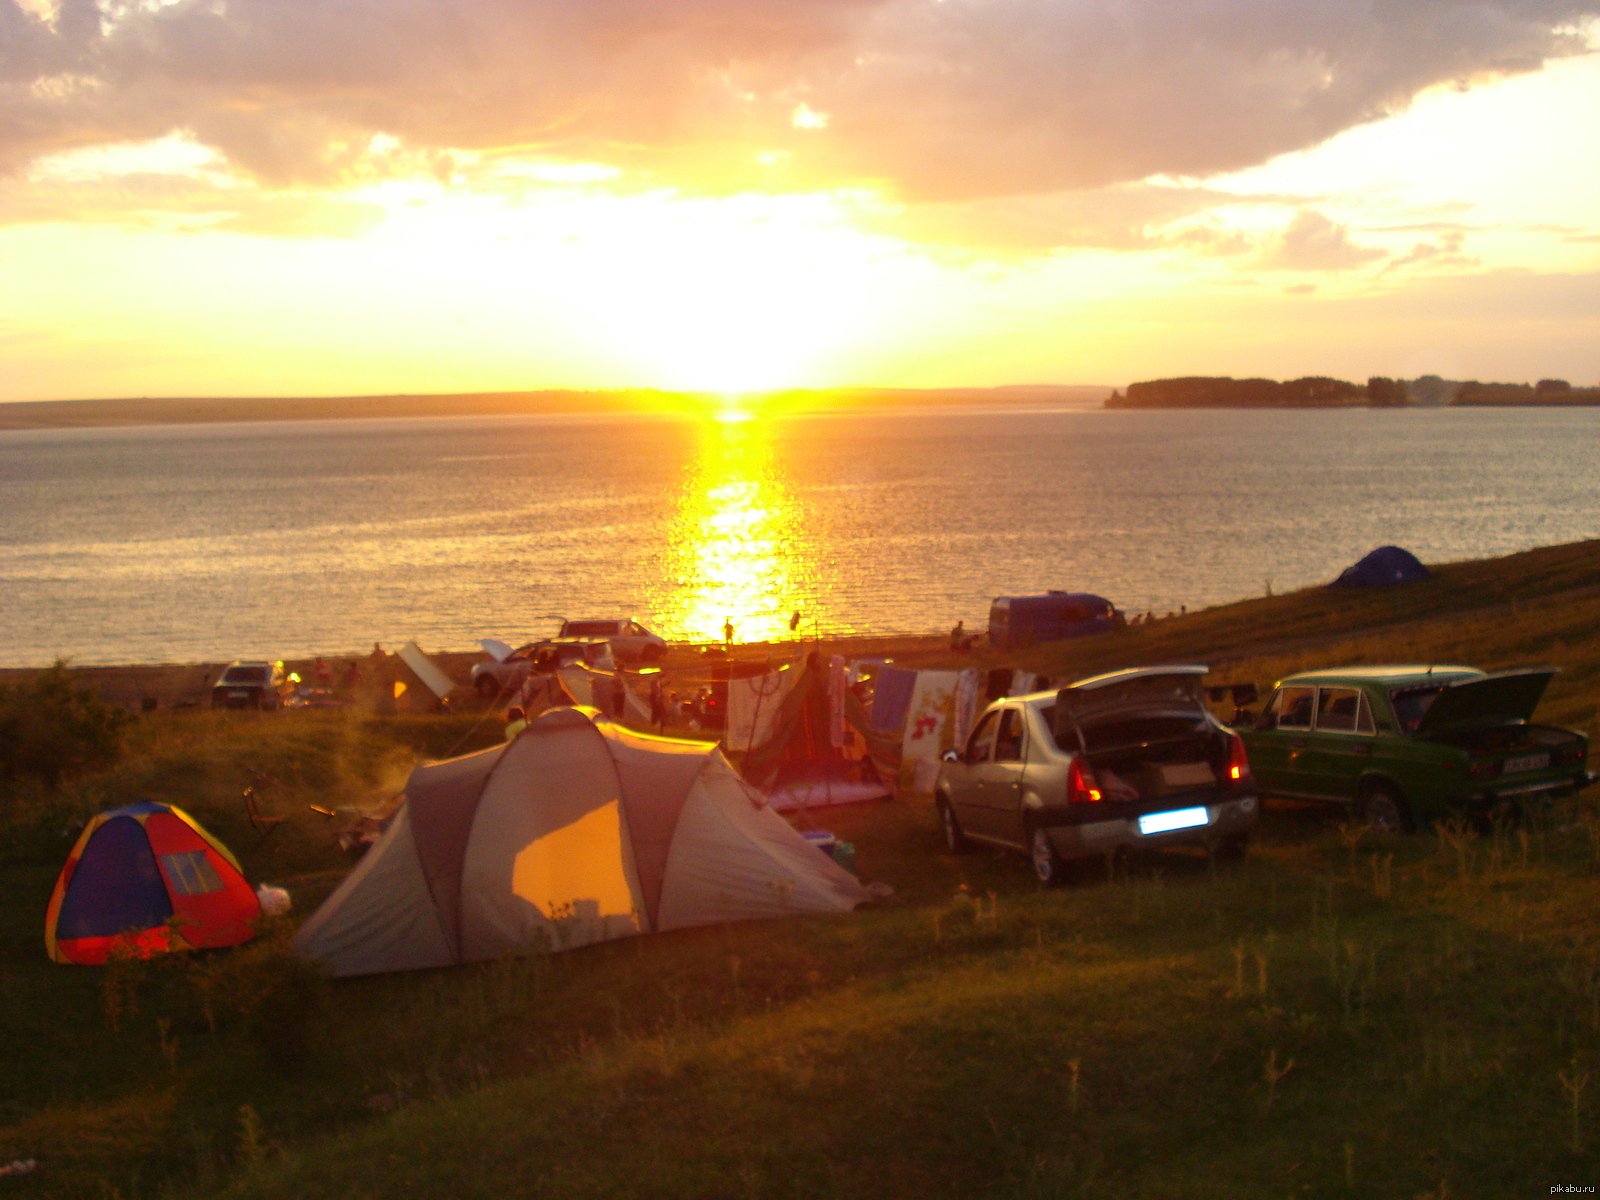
<box><xmin>2</xmin><ymin>405</ymin><xmax>1597</xmax><ymax>664</ymax></box>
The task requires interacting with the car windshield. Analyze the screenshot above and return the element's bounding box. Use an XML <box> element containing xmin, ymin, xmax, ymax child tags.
<box><xmin>222</xmin><ymin>667</ymin><xmax>267</xmax><ymax>684</ymax></box>
<box><xmin>1389</xmin><ymin>685</ymin><xmax>1443</xmax><ymax>734</ymax></box>
<box><xmin>564</xmin><ymin>621</ymin><xmax>620</xmax><ymax>637</ymax></box>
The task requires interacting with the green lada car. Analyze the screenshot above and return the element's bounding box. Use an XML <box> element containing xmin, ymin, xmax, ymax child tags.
<box><xmin>1239</xmin><ymin>665</ymin><xmax>1595</xmax><ymax>831</ymax></box>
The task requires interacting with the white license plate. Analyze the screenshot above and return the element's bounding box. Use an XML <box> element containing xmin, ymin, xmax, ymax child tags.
<box><xmin>1503</xmin><ymin>753</ymin><xmax>1550</xmax><ymax>774</ymax></box>
<box><xmin>1138</xmin><ymin>807</ymin><xmax>1210</xmax><ymax>835</ymax></box>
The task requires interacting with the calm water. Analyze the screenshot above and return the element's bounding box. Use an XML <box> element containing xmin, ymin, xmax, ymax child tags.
<box><xmin>1</xmin><ymin>405</ymin><xmax>1597</xmax><ymax>665</ymax></box>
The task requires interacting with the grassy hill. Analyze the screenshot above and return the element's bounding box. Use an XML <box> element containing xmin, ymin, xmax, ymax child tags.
<box><xmin>2</xmin><ymin>540</ymin><xmax>1598</xmax><ymax>1198</ymax></box>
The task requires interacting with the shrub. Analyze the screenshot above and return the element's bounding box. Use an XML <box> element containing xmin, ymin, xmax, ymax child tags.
<box><xmin>0</xmin><ymin>663</ymin><xmax>130</xmax><ymax>793</ymax></box>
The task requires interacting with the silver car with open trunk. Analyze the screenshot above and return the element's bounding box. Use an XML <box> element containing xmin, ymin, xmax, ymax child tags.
<box><xmin>935</xmin><ymin>665</ymin><xmax>1258</xmax><ymax>883</ymax></box>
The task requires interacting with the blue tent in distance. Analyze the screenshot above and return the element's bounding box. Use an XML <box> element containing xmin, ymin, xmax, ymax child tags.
<box><xmin>1329</xmin><ymin>546</ymin><xmax>1431</xmax><ymax>588</ymax></box>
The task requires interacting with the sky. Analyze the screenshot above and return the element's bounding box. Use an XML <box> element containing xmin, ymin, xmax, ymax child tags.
<box><xmin>1</xmin><ymin>0</ymin><xmax>1598</xmax><ymax>400</ymax></box>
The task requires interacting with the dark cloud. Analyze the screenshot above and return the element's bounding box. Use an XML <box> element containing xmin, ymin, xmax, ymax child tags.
<box><xmin>1</xmin><ymin>0</ymin><xmax>1595</xmax><ymax>201</ymax></box>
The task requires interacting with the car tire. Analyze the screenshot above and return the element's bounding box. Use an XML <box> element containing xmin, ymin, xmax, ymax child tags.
<box><xmin>938</xmin><ymin>797</ymin><xmax>970</xmax><ymax>854</ymax></box>
<box><xmin>1359</xmin><ymin>781</ymin><xmax>1415</xmax><ymax>834</ymax></box>
<box><xmin>475</xmin><ymin>675</ymin><xmax>500</xmax><ymax>699</ymax></box>
<box><xmin>1211</xmin><ymin>834</ymin><xmax>1250</xmax><ymax>861</ymax></box>
<box><xmin>1030</xmin><ymin>825</ymin><xmax>1067</xmax><ymax>887</ymax></box>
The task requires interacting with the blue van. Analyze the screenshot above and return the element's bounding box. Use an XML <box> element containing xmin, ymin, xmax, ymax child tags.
<box><xmin>988</xmin><ymin>593</ymin><xmax>1121</xmax><ymax>649</ymax></box>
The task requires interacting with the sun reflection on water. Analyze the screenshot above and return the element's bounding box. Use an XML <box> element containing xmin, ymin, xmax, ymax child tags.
<box><xmin>657</xmin><ymin>414</ymin><xmax>808</xmax><ymax>644</ymax></box>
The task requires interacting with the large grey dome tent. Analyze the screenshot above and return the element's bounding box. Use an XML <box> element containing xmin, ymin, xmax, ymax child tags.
<box><xmin>293</xmin><ymin>707</ymin><xmax>873</xmax><ymax>977</ymax></box>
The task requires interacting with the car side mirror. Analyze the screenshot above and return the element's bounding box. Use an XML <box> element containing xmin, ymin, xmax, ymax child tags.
<box><xmin>941</xmin><ymin>749</ymin><xmax>960</xmax><ymax>763</ymax></box>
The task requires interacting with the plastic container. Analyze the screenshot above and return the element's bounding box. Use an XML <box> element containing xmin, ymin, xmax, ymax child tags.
<box><xmin>800</xmin><ymin>830</ymin><xmax>837</xmax><ymax>857</ymax></box>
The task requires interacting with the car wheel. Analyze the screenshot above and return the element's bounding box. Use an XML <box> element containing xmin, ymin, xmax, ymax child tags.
<box><xmin>937</xmin><ymin>797</ymin><xmax>970</xmax><ymax>854</ymax></box>
<box><xmin>1359</xmin><ymin>782</ymin><xmax>1415</xmax><ymax>834</ymax></box>
<box><xmin>1211</xmin><ymin>834</ymin><xmax>1250</xmax><ymax>861</ymax></box>
<box><xmin>475</xmin><ymin>675</ymin><xmax>500</xmax><ymax>699</ymax></box>
<box><xmin>1030</xmin><ymin>826</ymin><xmax>1067</xmax><ymax>887</ymax></box>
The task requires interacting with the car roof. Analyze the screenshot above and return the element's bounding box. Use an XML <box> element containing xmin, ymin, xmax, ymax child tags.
<box><xmin>1277</xmin><ymin>665</ymin><xmax>1485</xmax><ymax>688</ymax></box>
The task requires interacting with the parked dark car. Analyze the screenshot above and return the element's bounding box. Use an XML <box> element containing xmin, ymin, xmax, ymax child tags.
<box><xmin>1239</xmin><ymin>665</ymin><xmax>1595</xmax><ymax>831</ymax></box>
<box><xmin>936</xmin><ymin>666</ymin><xmax>1258</xmax><ymax>884</ymax></box>
<box><xmin>210</xmin><ymin>661</ymin><xmax>287</xmax><ymax>710</ymax></box>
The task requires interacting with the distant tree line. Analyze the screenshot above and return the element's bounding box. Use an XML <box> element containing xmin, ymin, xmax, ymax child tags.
<box><xmin>1107</xmin><ymin>375</ymin><xmax>1599</xmax><ymax>409</ymax></box>
<box><xmin>1108</xmin><ymin>376</ymin><xmax>1368</xmax><ymax>408</ymax></box>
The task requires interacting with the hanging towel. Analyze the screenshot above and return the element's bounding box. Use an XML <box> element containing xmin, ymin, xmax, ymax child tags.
<box><xmin>953</xmin><ymin>668</ymin><xmax>980</xmax><ymax>748</ymax></box>
<box><xmin>901</xmin><ymin>670</ymin><xmax>962</xmax><ymax>764</ymax></box>
<box><xmin>827</xmin><ymin>655</ymin><xmax>848</xmax><ymax>748</ymax></box>
<box><xmin>869</xmin><ymin>666</ymin><xmax>918</xmax><ymax>733</ymax></box>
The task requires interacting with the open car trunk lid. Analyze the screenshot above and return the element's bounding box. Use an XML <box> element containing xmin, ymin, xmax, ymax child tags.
<box><xmin>1412</xmin><ymin>668</ymin><xmax>1558</xmax><ymax>738</ymax></box>
<box><xmin>1053</xmin><ymin>666</ymin><xmax>1210</xmax><ymax>731</ymax></box>
<box><xmin>1051</xmin><ymin>667</ymin><xmax>1227</xmax><ymax>807</ymax></box>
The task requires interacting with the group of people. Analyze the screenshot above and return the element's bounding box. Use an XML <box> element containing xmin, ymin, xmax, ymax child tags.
<box><xmin>1127</xmin><ymin>605</ymin><xmax>1186</xmax><ymax>625</ymax></box>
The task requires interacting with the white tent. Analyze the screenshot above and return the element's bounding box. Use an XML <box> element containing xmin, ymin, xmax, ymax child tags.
<box><xmin>293</xmin><ymin>706</ymin><xmax>874</xmax><ymax>977</ymax></box>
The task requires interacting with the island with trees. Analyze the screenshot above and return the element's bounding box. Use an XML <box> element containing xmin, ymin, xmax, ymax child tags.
<box><xmin>1105</xmin><ymin>375</ymin><xmax>1600</xmax><ymax>408</ymax></box>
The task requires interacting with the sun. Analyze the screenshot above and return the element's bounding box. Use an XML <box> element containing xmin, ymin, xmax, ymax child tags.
<box><xmin>358</xmin><ymin>181</ymin><xmax>906</xmax><ymax>394</ymax></box>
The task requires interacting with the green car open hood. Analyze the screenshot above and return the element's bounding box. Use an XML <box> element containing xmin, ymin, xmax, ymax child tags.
<box><xmin>1411</xmin><ymin>668</ymin><xmax>1558</xmax><ymax>736</ymax></box>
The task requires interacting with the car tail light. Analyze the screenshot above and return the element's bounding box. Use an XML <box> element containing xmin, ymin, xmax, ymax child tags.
<box><xmin>1068</xmin><ymin>758</ymin><xmax>1102</xmax><ymax>803</ymax></box>
<box><xmin>1469</xmin><ymin>760</ymin><xmax>1501</xmax><ymax>779</ymax></box>
<box><xmin>1226</xmin><ymin>732</ymin><xmax>1253</xmax><ymax>785</ymax></box>
<box><xmin>1556</xmin><ymin>745</ymin><xmax>1586</xmax><ymax>767</ymax></box>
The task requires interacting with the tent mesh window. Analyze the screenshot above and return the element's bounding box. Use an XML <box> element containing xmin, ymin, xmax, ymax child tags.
<box><xmin>160</xmin><ymin>850</ymin><xmax>224</xmax><ymax>896</ymax></box>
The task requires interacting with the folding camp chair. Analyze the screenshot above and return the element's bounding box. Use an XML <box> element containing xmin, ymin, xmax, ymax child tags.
<box><xmin>241</xmin><ymin>786</ymin><xmax>285</xmax><ymax>847</ymax></box>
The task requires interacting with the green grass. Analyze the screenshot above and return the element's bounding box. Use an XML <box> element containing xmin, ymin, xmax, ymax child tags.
<box><xmin>4</xmin><ymin>540</ymin><xmax>1600</xmax><ymax>1197</ymax></box>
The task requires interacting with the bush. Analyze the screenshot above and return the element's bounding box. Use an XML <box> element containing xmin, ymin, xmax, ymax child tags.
<box><xmin>0</xmin><ymin>663</ymin><xmax>131</xmax><ymax>792</ymax></box>
<box><xmin>0</xmin><ymin>662</ymin><xmax>130</xmax><ymax>793</ymax></box>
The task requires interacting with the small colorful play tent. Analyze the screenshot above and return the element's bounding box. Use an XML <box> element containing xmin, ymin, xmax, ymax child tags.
<box><xmin>46</xmin><ymin>801</ymin><xmax>261</xmax><ymax>964</ymax></box>
<box><xmin>293</xmin><ymin>706</ymin><xmax>873</xmax><ymax>978</ymax></box>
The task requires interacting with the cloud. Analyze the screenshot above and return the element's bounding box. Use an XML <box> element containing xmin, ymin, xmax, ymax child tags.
<box><xmin>1262</xmin><ymin>209</ymin><xmax>1386</xmax><ymax>270</ymax></box>
<box><xmin>0</xmin><ymin>168</ymin><xmax>384</xmax><ymax>236</ymax></box>
<box><xmin>0</xmin><ymin>0</ymin><xmax>1594</xmax><ymax>206</ymax></box>
<box><xmin>867</xmin><ymin>182</ymin><xmax>1298</xmax><ymax>253</ymax></box>
<box><xmin>1384</xmin><ymin>229</ymin><xmax>1478</xmax><ymax>272</ymax></box>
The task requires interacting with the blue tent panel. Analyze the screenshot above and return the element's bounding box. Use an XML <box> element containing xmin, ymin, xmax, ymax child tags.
<box><xmin>1329</xmin><ymin>546</ymin><xmax>1431</xmax><ymax>588</ymax></box>
<box><xmin>55</xmin><ymin>816</ymin><xmax>174</xmax><ymax>940</ymax></box>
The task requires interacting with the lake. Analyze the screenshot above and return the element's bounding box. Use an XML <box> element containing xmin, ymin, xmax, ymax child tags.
<box><xmin>1</xmin><ymin>404</ymin><xmax>1596</xmax><ymax>665</ymax></box>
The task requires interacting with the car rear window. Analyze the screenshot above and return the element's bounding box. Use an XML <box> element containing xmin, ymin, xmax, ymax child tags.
<box><xmin>221</xmin><ymin>667</ymin><xmax>267</xmax><ymax>684</ymax></box>
<box><xmin>564</xmin><ymin>621</ymin><xmax>620</xmax><ymax>637</ymax></box>
<box><xmin>1390</xmin><ymin>686</ymin><xmax>1443</xmax><ymax>734</ymax></box>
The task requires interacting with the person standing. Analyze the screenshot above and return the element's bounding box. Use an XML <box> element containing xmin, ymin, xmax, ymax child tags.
<box><xmin>723</xmin><ymin>617</ymin><xmax>735</xmax><ymax>649</ymax></box>
<box><xmin>950</xmin><ymin>620</ymin><xmax>965</xmax><ymax>650</ymax></box>
<box><xmin>649</xmin><ymin>675</ymin><xmax>665</xmax><ymax>731</ymax></box>
<box><xmin>610</xmin><ymin>668</ymin><xmax>628</xmax><ymax>719</ymax></box>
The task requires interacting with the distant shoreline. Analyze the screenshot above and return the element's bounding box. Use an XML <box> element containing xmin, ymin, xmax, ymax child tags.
<box><xmin>0</xmin><ymin>386</ymin><xmax>1111</xmax><ymax>432</ymax></box>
